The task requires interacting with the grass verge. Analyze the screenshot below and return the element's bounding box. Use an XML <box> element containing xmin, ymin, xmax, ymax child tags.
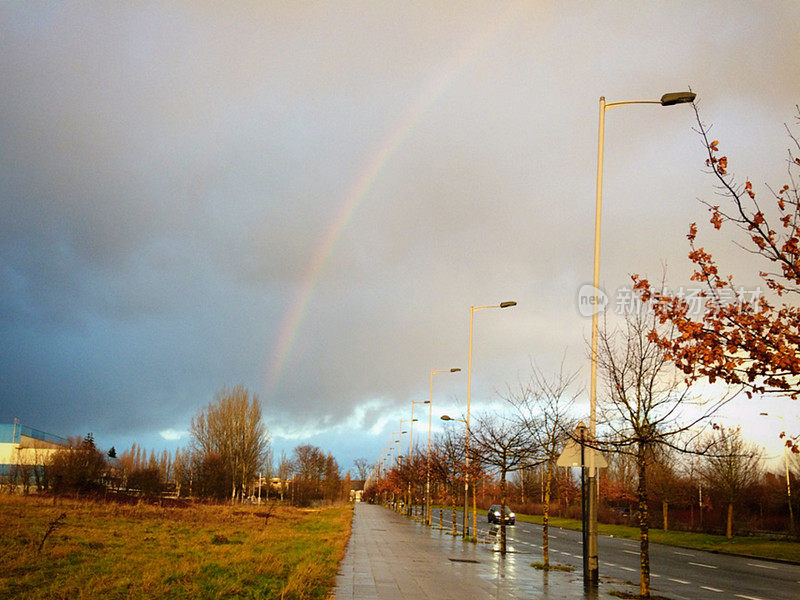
<box><xmin>511</xmin><ymin>512</ymin><xmax>800</xmax><ymax>563</ymax></box>
<box><xmin>0</xmin><ymin>495</ymin><xmax>353</xmax><ymax>599</ymax></box>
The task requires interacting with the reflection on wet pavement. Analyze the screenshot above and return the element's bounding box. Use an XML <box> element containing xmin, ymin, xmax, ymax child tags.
<box><xmin>335</xmin><ymin>503</ymin><xmax>636</xmax><ymax>599</ymax></box>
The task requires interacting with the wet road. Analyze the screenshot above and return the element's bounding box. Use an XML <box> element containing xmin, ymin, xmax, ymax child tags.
<box><xmin>431</xmin><ymin>507</ymin><xmax>800</xmax><ymax>600</ymax></box>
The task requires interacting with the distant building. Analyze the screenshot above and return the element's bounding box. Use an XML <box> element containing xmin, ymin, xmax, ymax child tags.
<box><xmin>0</xmin><ymin>421</ymin><xmax>69</xmax><ymax>480</ymax></box>
<box><xmin>350</xmin><ymin>479</ymin><xmax>365</xmax><ymax>502</ymax></box>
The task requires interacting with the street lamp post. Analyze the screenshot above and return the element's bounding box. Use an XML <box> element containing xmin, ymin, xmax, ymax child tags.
<box><xmin>760</xmin><ymin>412</ymin><xmax>795</xmax><ymax>534</ymax></box>
<box><xmin>441</xmin><ymin>414</ymin><xmax>468</xmax><ymax>536</ymax></box>
<box><xmin>398</xmin><ymin>423</ymin><xmax>411</xmax><ymax>512</ymax></box>
<box><xmin>588</xmin><ymin>90</ymin><xmax>695</xmax><ymax>584</ymax></box>
<box><xmin>426</xmin><ymin>368</ymin><xmax>461</xmax><ymax>526</ymax></box>
<box><xmin>406</xmin><ymin>414</ymin><xmax>420</xmax><ymax>516</ymax></box>
<box><xmin>465</xmin><ymin>301</ymin><xmax>516</xmax><ymax>539</ymax></box>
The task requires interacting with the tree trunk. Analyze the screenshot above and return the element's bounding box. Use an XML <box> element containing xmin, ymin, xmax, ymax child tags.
<box><xmin>727</xmin><ymin>503</ymin><xmax>733</xmax><ymax>539</ymax></box>
<box><xmin>662</xmin><ymin>500</ymin><xmax>668</xmax><ymax>532</ymax></box>
<box><xmin>452</xmin><ymin>483</ymin><xmax>457</xmax><ymax>535</ymax></box>
<box><xmin>472</xmin><ymin>478</ymin><xmax>478</xmax><ymax>541</ymax></box>
<box><xmin>543</xmin><ymin>460</ymin><xmax>553</xmax><ymax>569</ymax></box>
<box><xmin>500</xmin><ymin>470</ymin><xmax>507</xmax><ymax>555</ymax></box>
<box><xmin>637</xmin><ymin>446</ymin><xmax>651</xmax><ymax>599</ymax></box>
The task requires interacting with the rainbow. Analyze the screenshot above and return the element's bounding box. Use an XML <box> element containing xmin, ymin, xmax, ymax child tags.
<box><xmin>265</xmin><ymin>5</ymin><xmax>528</xmax><ymax>388</ymax></box>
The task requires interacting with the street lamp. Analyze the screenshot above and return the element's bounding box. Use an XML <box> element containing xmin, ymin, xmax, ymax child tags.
<box><xmin>389</xmin><ymin>432</ymin><xmax>406</xmax><ymax>468</ymax></box>
<box><xmin>760</xmin><ymin>412</ymin><xmax>794</xmax><ymax>534</ymax></box>
<box><xmin>465</xmin><ymin>301</ymin><xmax>516</xmax><ymax>538</ymax></box>
<box><xmin>395</xmin><ymin>431</ymin><xmax>407</xmax><ymax>466</ymax></box>
<box><xmin>388</xmin><ymin>431</ymin><xmax>406</xmax><ymax>512</ymax></box>
<box><xmin>425</xmin><ymin>368</ymin><xmax>461</xmax><ymax>525</ymax></box>
<box><xmin>441</xmin><ymin>414</ymin><xmax>470</xmax><ymax>536</ymax></box>
<box><xmin>406</xmin><ymin>413</ymin><xmax>420</xmax><ymax>516</ymax></box>
<box><xmin>587</xmin><ymin>90</ymin><xmax>695</xmax><ymax>584</ymax></box>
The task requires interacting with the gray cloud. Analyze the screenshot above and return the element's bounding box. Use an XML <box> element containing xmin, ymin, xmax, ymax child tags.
<box><xmin>2</xmin><ymin>2</ymin><xmax>799</xmax><ymax>468</ymax></box>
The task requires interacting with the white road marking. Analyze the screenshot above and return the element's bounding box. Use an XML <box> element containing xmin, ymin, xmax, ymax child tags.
<box><xmin>620</xmin><ymin>566</ymin><xmax>636</xmax><ymax>572</ymax></box>
<box><xmin>746</xmin><ymin>563</ymin><xmax>777</xmax><ymax>570</ymax></box>
<box><xmin>736</xmin><ymin>595</ymin><xmax>764</xmax><ymax>600</ymax></box>
<box><xmin>651</xmin><ymin>573</ymin><xmax>660</xmax><ymax>578</ymax></box>
<box><xmin>689</xmin><ymin>562</ymin><xmax>717</xmax><ymax>569</ymax></box>
<box><xmin>603</xmin><ymin>562</ymin><xmax>618</xmax><ymax>567</ymax></box>
<box><xmin>700</xmin><ymin>586</ymin><xmax>723</xmax><ymax>593</ymax></box>
<box><xmin>623</xmin><ymin>550</ymin><xmax>638</xmax><ymax>555</ymax></box>
<box><xmin>668</xmin><ymin>578</ymin><xmax>690</xmax><ymax>584</ymax></box>
<box><xmin>674</xmin><ymin>551</ymin><xmax>694</xmax><ymax>556</ymax></box>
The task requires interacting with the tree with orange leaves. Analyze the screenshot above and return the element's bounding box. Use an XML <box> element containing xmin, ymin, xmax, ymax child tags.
<box><xmin>634</xmin><ymin>105</ymin><xmax>800</xmax><ymax>451</ymax></box>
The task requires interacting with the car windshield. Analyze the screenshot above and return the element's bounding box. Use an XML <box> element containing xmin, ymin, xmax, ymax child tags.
<box><xmin>494</xmin><ymin>506</ymin><xmax>512</xmax><ymax>512</ymax></box>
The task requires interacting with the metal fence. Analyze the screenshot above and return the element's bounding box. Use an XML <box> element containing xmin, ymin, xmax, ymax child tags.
<box><xmin>0</xmin><ymin>423</ymin><xmax>68</xmax><ymax>446</ymax></box>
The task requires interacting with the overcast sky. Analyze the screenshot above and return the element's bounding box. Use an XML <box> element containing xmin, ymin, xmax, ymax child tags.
<box><xmin>2</xmin><ymin>2</ymin><xmax>799</xmax><ymax>473</ymax></box>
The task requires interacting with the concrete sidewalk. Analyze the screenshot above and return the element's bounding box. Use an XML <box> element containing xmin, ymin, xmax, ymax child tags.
<box><xmin>334</xmin><ymin>503</ymin><xmax>624</xmax><ymax>599</ymax></box>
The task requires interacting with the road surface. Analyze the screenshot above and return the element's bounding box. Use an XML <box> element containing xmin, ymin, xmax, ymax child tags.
<box><xmin>431</xmin><ymin>507</ymin><xmax>800</xmax><ymax>600</ymax></box>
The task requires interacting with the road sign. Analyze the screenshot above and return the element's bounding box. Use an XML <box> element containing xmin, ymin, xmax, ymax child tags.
<box><xmin>556</xmin><ymin>440</ymin><xmax>608</xmax><ymax>468</ymax></box>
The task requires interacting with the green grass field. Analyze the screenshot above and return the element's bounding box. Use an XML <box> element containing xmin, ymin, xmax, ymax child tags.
<box><xmin>0</xmin><ymin>496</ymin><xmax>353</xmax><ymax>599</ymax></box>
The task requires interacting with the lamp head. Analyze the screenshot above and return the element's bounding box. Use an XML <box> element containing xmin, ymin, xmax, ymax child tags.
<box><xmin>440</xmin><ymin>415</ymin><xmax>452</xmax><ymax>421</ymax></box>
<box><xmin>660</xmin><ymin>91</ymin><xmax>696</xmax><ymax>106</ymax></box>
<box><xmin>450</xmin><ymin>368</ymin><xmax>461</xmax><ymax>372</ymax></box>
<box><xmin>499</xmin><ymin>301</ymin><xmax>517</xmax><ymax>308</ymax></box>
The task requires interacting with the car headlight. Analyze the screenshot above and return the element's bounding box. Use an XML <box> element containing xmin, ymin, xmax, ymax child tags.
<box><xmin>508</xmin><ymin>513</ymin><xmax>515</xmax><ymax>518</ymax></box>
<box><xmin>493</xmin><ymin>512</ymin><xmax>500</xmax><ymax>516</ymax></box>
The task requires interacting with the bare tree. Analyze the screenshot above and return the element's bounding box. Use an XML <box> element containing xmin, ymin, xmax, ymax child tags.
<box><xmin>353</xmin><ymin>458</ymin><xmax>371</xmax><ymax>481</ymax></box>
<box><xmin>430</xmin><ymin>429</ymin><xmax>465</xmax><ymax>534</ymax></box>
<box><xmin>471</xmin><ymin>413</ymin><xmax>533</xmax><ymax>554</ymax></box>
<box><xmin>277</xmin><ymin>451</ymin><xmax>292</xmax><ymax>501</ymax></box>
<box><xmin>292</xmin><ymin>444</ymin><xmax>325</xmax><ymax>506</ymax></box>
<box><xmin>701</xmin><ymin>426</ymin><xmax>764</xmax><ymax>538</ymax></box>
<box><xmin>506</xmin><ymin>359</ymin><xmax>579</xmax><ymax>569</ymax></box>
<box><xmin>648</xmin><ymin>447</ymin><xmax>683</xmax><ymax>533</ymax></box>
<box><xmin>595</xmin><ymin>309</ymin><xmax>728</xmax><ymax>598</ymax></box>
<box><xmin>190</xmin><ymin>385</ymin><xmax>270</xmax><ymax>503</ymax></box>
<box><xmin>49</xmin><ymin>434</ymin><xmax>107</xmax><ymax>495</ymax></box>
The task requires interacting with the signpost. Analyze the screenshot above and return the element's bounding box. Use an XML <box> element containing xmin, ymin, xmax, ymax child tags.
<box><xmin>557</xmin><ymin>422</ymin><xmax>607</xmax><ymax>584</ymax></box>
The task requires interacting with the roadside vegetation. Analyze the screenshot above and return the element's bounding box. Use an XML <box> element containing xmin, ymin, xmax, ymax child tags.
<box><xmin>0</xmin><ymin>495</ymin><xmax>352</xmax><ymax>599</ymax></box>
<box><xmin>511</xmin><ymin>512</ymin><xmax>800</xmax><ymax>563</ymax></box>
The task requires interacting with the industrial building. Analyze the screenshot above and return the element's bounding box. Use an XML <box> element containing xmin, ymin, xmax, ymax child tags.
<box><xmin>0</xmin><ymin>421</ymin><xmax>69</xmax><ymax>480</ymax></box>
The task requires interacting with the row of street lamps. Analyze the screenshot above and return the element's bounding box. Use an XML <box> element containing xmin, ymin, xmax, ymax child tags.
<box><xmin>374</xmin><ymin>89</ymin><xmax>697</xmax><ymax>585</ymax></box>
<box><xmin>378</xmin><ymin>301</ymin><xmax>517</xmax><ymax>536</ymax></box>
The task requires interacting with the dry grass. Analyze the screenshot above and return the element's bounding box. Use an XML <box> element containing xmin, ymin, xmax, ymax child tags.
<box><xmin>0</xmin><ymin>495</ymin><xmax>353</xmax><ymax>599</ymax></box>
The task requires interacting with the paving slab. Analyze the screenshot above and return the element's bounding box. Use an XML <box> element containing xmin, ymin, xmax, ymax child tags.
<box><xmin>334</xmin><ymin>503</ymin><xmax>632</xmax><ymax>599</ymax></box>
